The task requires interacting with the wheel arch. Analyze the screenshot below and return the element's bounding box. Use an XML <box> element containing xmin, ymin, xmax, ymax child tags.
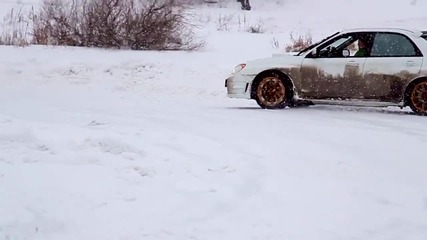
<box><xmin>403</xmin><ymin>76</ymin><xmax>427</xmax><ymax>106</ymax></box>
<box><xmin>250</xmin><ymin>69</ymin><xmax>295</xmax><ymax>100</ymax></box>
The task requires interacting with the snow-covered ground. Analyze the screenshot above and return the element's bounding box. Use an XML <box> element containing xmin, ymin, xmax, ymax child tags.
<box><xmin>1</xmin><ymin>0</ymin><xmax>427</xmax><ymax>240</ymax></box>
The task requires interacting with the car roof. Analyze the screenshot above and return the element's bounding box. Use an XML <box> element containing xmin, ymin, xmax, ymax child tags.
<box><xmin>339</xmin><ymin>27</ymin><xmax>424</xmax><ymax>37</ymax></box>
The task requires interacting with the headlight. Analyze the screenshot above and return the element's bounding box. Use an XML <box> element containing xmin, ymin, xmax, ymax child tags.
<box><xmin>232</xmin><ymin>63</ymin><xmax>246</xmax><ymax>74</ymax></box>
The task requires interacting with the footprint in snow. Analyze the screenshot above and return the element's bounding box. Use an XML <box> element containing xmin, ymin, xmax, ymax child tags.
<box><xmin>0</xmin><ymin>119</ymin><xmax>12</xmax><ymax>123</ymax></box>
<box><xmin>87</xmin><ymin>120</ymin><xmax>108</xmax><ymax>127</ymax></box>
<box><xmin>84</xmin><ymin>137</ymin><xmax>145</xmax><ymax>158</ymax></box>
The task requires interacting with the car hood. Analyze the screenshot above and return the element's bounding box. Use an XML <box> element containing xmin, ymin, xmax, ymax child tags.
<box><xmin>241</xmin><ymin>52</ymin><xmax>304</xmax><ymax>75</ymax></box>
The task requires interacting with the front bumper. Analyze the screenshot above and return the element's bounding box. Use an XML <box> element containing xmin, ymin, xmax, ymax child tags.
<box><xmin>224</xmin><ymin>73</ymin><xmax>253</xmax><ymax>99</ymax></box>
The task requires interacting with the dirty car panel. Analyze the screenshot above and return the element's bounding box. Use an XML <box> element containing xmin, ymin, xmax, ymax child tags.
<box><xmin>300</xmin><ymin>58</ymin><xmax>367</xmax><ymax>99</ymax></box>
<box><xmin>363</xmin><ymin>57</ymin><xmax>422</xmax><ymax>102</ymax></box>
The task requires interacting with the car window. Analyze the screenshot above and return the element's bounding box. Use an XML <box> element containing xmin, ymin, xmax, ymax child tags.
<box><xmin>371</xmin><ymin>33</ymin><xmax>417</xmax><ymax>57</ymax></box>
<box><xmin>297</xmin><ymin>31</ymin><xmax>340</xmax><ymax>55</ymax></box>
<box><xmin>316</xmin><ymin>33</ymin><xmax>373</xmax><ymax>58</ymax></box>
<box><xmin>319</xmin><ymin>36</ymin><xmax>352</xmax><ymax>52</ymax></box>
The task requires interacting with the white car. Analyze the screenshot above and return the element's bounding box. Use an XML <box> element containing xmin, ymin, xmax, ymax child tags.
<box><xmin>225</xmin><ymin>27</ymin><xmax>427</xmax><ymax>115</ymax></box>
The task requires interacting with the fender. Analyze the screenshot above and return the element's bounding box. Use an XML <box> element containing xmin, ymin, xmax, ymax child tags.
<box><xmin>249</xmin><ymin>68</ymin><xmax>297</xmax><ymax>100</ymax></box>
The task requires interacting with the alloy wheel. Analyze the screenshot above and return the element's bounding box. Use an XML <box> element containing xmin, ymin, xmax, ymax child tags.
<box><xmin>410</xmin><ymin>81</ymin><xmax>427</xmax><ymax>114</ymax></box>
<box><xmin>256</xmin><ymin>76</ymin><xmax>286</xmax><ymax>108</ymax></box>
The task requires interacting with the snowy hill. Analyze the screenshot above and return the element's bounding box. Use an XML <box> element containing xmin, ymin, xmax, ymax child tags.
<box><xmin>1</xmin><ymin>1</ymin><xmax>427</xmax><ymax>240</ymax></box>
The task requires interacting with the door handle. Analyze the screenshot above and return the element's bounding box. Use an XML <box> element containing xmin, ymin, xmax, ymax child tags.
<box><xmin>405</xmin><ymin>61</ymin><xmax>415</xmax><ymax>67</ymax></box>
<box><xmin>347</xmin><ymin>61</ymin><xmax>359</xmax><ymax>67</ymax></box>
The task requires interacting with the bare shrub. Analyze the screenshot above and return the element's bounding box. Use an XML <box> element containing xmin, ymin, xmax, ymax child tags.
<box><xmin>237</xmin><ymin>13</ymin><xmax>247</xmax><ymax>31</ymax></box>
<box><xmin>270</xmin><ymin>37</ymin><xmax>280</xmax><ymax>49</ymax></box>
<box><xmin>237</xmin><ymin>13</ymin><xmax>249</xmax><ymax>31</ymax></box>
<box><xmin>30</xmin><ymin>0</ymin><xmax>83</xmax><ymax>46</ymax></box>
<box><xmin>247</xmin><ymin>24</ymin><xmax>264</xmax><ymax>34</ymax></box>
<box><xmin>0</xmin><ymin>6</ymin><xmax>32</xmax><ymax>46</ymax></box>
<box><xmin>246</xmin><ymin>18</ymin><xmax>265</xmax><ymax>34</ymax></box>
<box><xmin>2</xmin><ymin>0</ymin><xmax>204</xmax><ymax>51</ymax></box>
<box><xmin>216</xmin><ymin>13</ymin><xmax>233</xmax><ymax>31</ymax></box>
<box><xmin>284</xmin><ymin>32</ymin><xmax>313</xmax><ymax>52</ymax></box>
<box><xmin>122</xmin><ymin>0</ymin><xmax>204</xmax><ymax>50</ymax></box>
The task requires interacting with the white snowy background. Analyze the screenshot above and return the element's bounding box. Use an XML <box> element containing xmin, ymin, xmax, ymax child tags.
<box><xmin>1</xmin><ymin>0</ymin><xmax>427</xmax><ymax>239</ymax></box>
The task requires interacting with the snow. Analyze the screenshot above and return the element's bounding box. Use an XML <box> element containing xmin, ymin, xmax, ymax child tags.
<box><xmin>1</xmin><ymin>0</ymin><xmax>427</xmax><ymax>240</ymax></box>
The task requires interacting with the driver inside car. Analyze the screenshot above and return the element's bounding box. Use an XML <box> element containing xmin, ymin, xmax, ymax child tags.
<box><xmin>354</xmin><ymin>39</ymin><xmax>369</xmax><ymax>57</ymax></box>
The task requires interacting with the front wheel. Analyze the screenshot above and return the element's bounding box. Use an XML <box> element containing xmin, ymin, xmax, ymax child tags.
<box><xmin>408</xmin><ymin>80</ymin><xmax>427</xmax><ymax>115</ymax></box>
<box><xmin>254</xmin><ymin>74</ymin><xmax>290</xmax><ymax>109</ymax></box>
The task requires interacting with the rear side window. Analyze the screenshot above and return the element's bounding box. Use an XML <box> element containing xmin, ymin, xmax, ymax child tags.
<box><xmin>370</xmin><ymin>33</ymin><xmax>418</xmax><ymax>57</ymax></box>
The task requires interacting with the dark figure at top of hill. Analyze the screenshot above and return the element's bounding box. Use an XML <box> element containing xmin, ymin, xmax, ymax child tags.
<box><xmin>237</xmin><ymin>0</ymin><xmax>251</xmax><ymax>10</ymax></box>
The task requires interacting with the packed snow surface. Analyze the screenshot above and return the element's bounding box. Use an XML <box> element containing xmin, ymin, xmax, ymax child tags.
<box><xmin>1</xmin><ymin>0</ymin><xmax>427</xmax><ymax>239</ymax></box>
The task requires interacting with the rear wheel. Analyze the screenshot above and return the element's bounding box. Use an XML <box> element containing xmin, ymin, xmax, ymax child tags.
<box><xmin>408</xmin><ymin>80</ymin><xmax>427</xmax><ymax>115</ymax></box>
<box><xmin>254</xmin><ymin>73</ymin><xmax>290</xmax><ymax>109</ymax></box>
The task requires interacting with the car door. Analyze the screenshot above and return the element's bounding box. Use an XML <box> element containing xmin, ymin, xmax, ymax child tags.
<box><xmin>300</xmin><ymin>32</ymin><xmax>372</xmax><ymax>99</ymax></box>
<box><xmin>362</xmin><ymin>32</ymin><xmax>423</xmax><ymax>102</ymax></box>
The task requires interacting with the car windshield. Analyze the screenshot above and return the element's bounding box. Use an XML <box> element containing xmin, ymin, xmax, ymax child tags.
<box><xmin>296</xmin><ymin>31</ymin><xmax>340</xmax><ymax>56</ymax></box>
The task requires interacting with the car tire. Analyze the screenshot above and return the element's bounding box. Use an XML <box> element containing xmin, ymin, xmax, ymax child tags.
<box><xmin>407</xmin><ymin>80</ymin><xmax>427</xmax><ymax>115</ymax></box>
<box><xmin>253</xmin><ymin>72</ymin><xmax>291</xmax><ymax>109</ymax></box>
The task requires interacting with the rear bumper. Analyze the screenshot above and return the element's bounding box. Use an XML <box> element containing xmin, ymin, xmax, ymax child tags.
<box><xmin>225</xmin><ymin>74</ymin><xmax>253</xmax><ymax>99</ymax></box>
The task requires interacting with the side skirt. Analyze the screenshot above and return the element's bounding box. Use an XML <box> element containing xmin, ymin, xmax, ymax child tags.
<box><xmin>298</xmin><ymin>98</ymin><xmax>405</xmax><ymax>108</ymax></box>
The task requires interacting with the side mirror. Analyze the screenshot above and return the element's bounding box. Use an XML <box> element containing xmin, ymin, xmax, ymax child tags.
<box><xmin>342</xmin><ymin>49</ymin><xmax>350</xmax><ymax>57</ymax></box>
